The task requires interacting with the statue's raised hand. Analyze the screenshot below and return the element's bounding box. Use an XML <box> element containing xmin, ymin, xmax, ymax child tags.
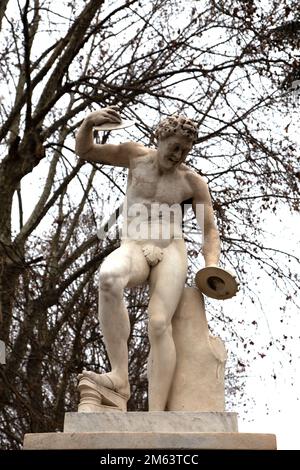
<box><xmin>85</xmin><ymin>106</ymin><xmax>122</xmax><ymax>127</ymax></box>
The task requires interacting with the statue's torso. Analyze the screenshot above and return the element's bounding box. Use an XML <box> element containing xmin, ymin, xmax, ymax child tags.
<box><xmin>122</xmin><ymin>151</ymin><xmax>194</xmax><ymax>247</ymax></box>
<box><xmin>127</xmin><ymin>151</ymin><xmax>193</xmax><ymax>204</ymax></box>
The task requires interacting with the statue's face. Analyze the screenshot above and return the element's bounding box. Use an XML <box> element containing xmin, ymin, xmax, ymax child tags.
<box><xmin>157</xmin><ymin>134</ymin><xmax>193</xmax><ymax>171</ymax></box>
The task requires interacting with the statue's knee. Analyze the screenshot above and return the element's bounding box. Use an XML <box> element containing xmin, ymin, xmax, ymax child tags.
<box><xmin>99</xmin><ymin>270</ymin><xmax>122</xmax><ymax>296</ymax></box>
<box><xmin>148</xmin><ymin>315</ymin><xmax>169</xmax><ymax>339</ymax></box>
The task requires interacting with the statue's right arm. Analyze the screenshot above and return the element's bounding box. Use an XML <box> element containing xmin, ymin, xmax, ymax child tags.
<box><xmin>75</xmin><ymin>107</ymin><xmax>146</xmax><ymax>167</ymax></box>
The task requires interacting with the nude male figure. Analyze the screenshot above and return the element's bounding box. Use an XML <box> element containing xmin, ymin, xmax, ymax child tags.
<box><xmin>75</xmin><ymin>106</ymin><xmax>220</xmax><ymax>411</ymax></box>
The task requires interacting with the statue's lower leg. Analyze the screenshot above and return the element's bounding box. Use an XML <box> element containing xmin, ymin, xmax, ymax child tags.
<box><xmin>78</xmin><ymin>276</ymin><xmax>130</xmax><ymax>411</ymax></box>
<box><xmin>148</xmin><ymin>324</ymin><xmax>176</xmax><ymax>411</ymax></box>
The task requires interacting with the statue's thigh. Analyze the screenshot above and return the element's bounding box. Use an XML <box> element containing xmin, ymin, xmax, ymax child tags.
<box><xmin>149</xmin><ymin>241</ymin><xmax>187</xmax><ymax>316</ymax></box>
<box><xmin>100</xmin><ymin>241</ymin><xmax>150</xmax><ymax>287</ymax></box>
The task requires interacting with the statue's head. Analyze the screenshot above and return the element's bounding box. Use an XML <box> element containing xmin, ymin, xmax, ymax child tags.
<box><xmin>154</xmin><ymin>114</ymin><xmax>198</xmax><ymax>170</ymax></box>
<box><xmin>154</xmin><ymin>114</ymin><xmax>199</xmax><ymax>143</ymax></box>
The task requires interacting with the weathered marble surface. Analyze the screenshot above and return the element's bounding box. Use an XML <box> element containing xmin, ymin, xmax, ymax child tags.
<box><xmin>75</xmin><ymin>108</ymin><xmax>223</xmax><ymax>411</ymax></box>
<box><xmin>23</xmin><ymin>431</ymin><xmax>277</xmax><ymax>450</ymax></box>
<box><xmin>168</xmin><ymin>287</ymin><xmax>227</xmax><ymax>411</ymax></box>
<box><xmin>64</xmin><ymin>411</ymin><xmax>238</xmax><ymax>433</ymax></box>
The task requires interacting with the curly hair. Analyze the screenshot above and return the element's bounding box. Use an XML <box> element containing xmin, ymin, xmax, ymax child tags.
<box><xmin>154</xmin><ymin>114</ymin><xmax>199</xmax><ymax>143</ymax></box>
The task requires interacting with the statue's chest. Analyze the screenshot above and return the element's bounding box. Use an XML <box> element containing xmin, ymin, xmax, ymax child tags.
<box><xmin>130</xmin><ymin>161</ymin><xmax>183</xmax><ymax>204</ymax></box>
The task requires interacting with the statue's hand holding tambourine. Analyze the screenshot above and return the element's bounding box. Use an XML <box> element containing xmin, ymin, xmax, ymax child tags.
<box><xmin>195</xmin><ymin>266</ymin><xmax>239</xmax><ymax>300</ymax></box>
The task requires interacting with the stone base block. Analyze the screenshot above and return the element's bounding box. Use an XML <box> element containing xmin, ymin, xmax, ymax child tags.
<box><xmin>23</xmin><ymin>412</ymin><xmax>276</xmax><ymax>450</ymax></box>
<box><xmin>23</xmin><ymin>431</ymin><xmax>276</xmax><ymax>450</ymax></box>
<box><xmin>64</xmin><ymin>411</ymin><xmax>238</xmax><ymax>433</ymax></box>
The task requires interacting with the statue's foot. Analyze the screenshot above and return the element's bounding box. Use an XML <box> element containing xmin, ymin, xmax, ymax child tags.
<box><xmin>77</xmin><ymin>371</ymin><xmax>129</xmax><ymax>412</ymax></box>
<box><xmin>78</xmin><ymin>370</ymin><xmax>130</xmax><ymax>399</ymax></box>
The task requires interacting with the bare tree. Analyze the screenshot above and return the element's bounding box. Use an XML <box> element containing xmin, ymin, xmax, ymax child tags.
<box><xmin>0</xmin><ymin>0</ymin><xmax>299</xmax><ymax>448</ymax></box>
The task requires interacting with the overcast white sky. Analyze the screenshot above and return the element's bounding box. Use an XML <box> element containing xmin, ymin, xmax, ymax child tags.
<box><xmin>239</xmin><ymin>111</ymin><xmax>300</xmax><ymax>450</ymax></box>
<box><xmin>231</xmin><ymin>210</ymin><xmax>300</xmax><ymax>450</ymax></box>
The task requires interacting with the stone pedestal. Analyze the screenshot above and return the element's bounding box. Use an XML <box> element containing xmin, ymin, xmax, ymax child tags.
<box><xmin>23</xmin><ymin>412</ymin><xmax>277</xmax><ymax>450</ymax></box>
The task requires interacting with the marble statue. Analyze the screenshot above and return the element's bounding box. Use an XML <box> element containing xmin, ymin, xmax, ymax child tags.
<box><xmin>75</xmin><ymin>106</ymin><xmax>235</xmax><ymax>412</ymax></box>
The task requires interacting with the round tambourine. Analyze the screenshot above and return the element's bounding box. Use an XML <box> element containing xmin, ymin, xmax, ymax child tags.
<box><xmin>195</xmin><ymin>266</ymin><xmax>239</xmax><ymax>300</ymax></box>
<box><xmin>93</xmin><ymin>119</ymin><xmax>136</xmax><ymax>131</ymax></box>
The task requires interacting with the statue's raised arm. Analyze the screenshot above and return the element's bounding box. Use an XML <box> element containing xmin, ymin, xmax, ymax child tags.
<box><xmin>75</xmin><ymin>106</ymin><xmax>146</xmax><ymax>167</ymax></box>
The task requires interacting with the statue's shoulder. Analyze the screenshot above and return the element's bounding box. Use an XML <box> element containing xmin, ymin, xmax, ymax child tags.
<box><xmin>182</xmin><ymin>165</ymin><xmax>207</xmax><ymax>186</ymax></box>
<box><xmin>121</xmin><ymin>140</ymin><xmax>149</xmax><ymax>157</ymax></box>
<box><xmin>129</xmin><ymin>145</ymin><xmax>156</xmax><ymax>170</ymax></box>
